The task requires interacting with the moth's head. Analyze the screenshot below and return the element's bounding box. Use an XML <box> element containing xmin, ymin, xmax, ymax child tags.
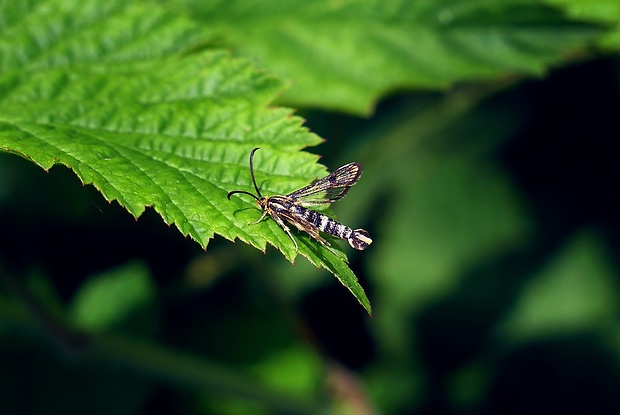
<box><xmin>257</xmin><ymin>197</ymin><xmax>269</xmax><ymax>210</ymax></box>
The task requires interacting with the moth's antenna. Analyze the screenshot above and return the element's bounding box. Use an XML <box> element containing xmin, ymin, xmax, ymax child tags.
<box><xmin>248</xmin><ymin>147</ymin><xmax>262</xmax><ymax>198</ymax></box>
<box><xmin>226</xmin><ymin>147</ymin><xmax>263</xmax><ymax>201</ymax></box>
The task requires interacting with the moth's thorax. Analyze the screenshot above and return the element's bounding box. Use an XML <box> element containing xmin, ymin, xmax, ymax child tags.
<box><xmin>265</xmin><ymin>195</ymin><xmax>292</xmax><ymax>211</ymax></box>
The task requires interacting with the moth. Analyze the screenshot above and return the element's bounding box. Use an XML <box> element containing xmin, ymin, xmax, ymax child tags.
<box><xmin>227</xmin><ymin>148</ymin><xmax>372</xmax><ymax>253</ymax></box>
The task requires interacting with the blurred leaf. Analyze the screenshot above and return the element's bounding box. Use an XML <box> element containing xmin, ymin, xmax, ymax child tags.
<box><xmin>250</xmin><ymin>345</ymin><xmax>322</xmax><ymax>396</ymax></box>
<box><xmin>375</xmin><ymin>158</ymin><xmax>527</xmax><ymax>307</ymax></box>
<box><xmin>498</xmin><ymin>231</ymin><xmax>620</xmax><ymax>340</ymax></box>
<box><xmin>70</xmin><ymin>261</ymin><xmax>154</xmax><ymax>330</ymax></box>
<box><xmin>0</xmin><ymin>0</ymin><xmax>371</xmax><ymax>313</ymax></box>
<box><xmin>543</xmin><ymin>0</ymin><xmax>620</xmax><ymax>49</ymax></box>
<box><xmin>342</xmin><ymin>94</ymin><xmax>533</xmax><ymax>354</ymax></box>
<box><xmin>370</xmin><ymin>156</ymin><xmax>528</xmax><ymax>347</ymax></box>
<box><xmin>365</xmin><ymin>364</ymin><xmax>422</xmax><ymax>415</ymax></box>
<box><xmin>179</xmin><ymin>0</ymin><xmax>600</xmax><ymax>114</ymax></box>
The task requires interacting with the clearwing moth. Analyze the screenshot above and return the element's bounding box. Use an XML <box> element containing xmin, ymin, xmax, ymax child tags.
<box><xmin>227</xmin><ymin>148</ymin><xmax>372</xmax><ymax>253</ymax></box>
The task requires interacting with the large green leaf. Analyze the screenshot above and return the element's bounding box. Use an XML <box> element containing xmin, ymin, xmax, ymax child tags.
<box><xmin>544</xmin><ymin>0</ymin><xmax>620</xmax><ymax>49</ymax></box>
<box><xmin>0</xmin><ymin>0</ymin><xmax>371</xmax><ymax>314</ymax></box>
<box><xmin>178</xmin><ymin>0</ymin><xmax>601</xmax><ymax>114</ymax></box>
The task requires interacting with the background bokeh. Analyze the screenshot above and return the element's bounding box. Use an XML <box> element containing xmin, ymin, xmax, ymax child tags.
<box><xmin>2</xmin><ymin>1</ymin><xmax>620</xmax><ymax>414</ymax></box>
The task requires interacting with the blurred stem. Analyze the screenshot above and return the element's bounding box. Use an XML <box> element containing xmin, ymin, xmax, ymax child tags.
<box><xmin>89</xmin><ymin>334</ymin><xmax>326</xmax><ymax>415</ymax></box>
<box><xmin>0</xmin><ymin>287</ymin><xmax>326</xmax><ymax>415</ymax></box>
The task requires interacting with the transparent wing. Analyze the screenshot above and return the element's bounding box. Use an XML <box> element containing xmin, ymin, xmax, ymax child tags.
<box><xmin>287</xmin><ymin>162</ymin><xmax>362</xmax><ymax>206</ymax></box>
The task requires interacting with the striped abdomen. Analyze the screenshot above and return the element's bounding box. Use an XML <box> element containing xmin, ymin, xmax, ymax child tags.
<box><xmin>294</xmin><ymin>204</ymin><xmax>372</xmax><ymax>251</ymax></box>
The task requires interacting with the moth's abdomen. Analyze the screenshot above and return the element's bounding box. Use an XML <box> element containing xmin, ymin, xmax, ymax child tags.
<box><xmin>300</xmin><ymin>207</ymin><xmax>350</xmax><ymax>238</ymax></box>
<box><xmin>301</xmin><ymin>206</ymin><xmax>373</xmax><ymax>250</ymax></box>
<box><xmin>269</xmin><ymin>198</ymin><xmax>373</xmax><ymax>251</ymax></box>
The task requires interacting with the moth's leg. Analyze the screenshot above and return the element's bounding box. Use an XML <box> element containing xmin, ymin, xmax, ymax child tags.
<box><xmin>249</xmin><ymin>210</ymin><xmax>269</xmax><ymax>225</ymax></box>
<box><xmin>270</xmin><ymin>213</ymin><xmax>299</xmax><ymax>252</ymax></box>
<box><xmin>302</xmin><ymin>226</ymin><xmax>342</xmax><ymax>257</ymax></box>
<box><xmin>302</xmin><ymin>226</ymin><xmax>330</xmax><ymax>247</ymax></box>
<box><xmin>284</xmin><ymin>217</ymin><xmax>341</xmax><ymax>257</ymax></box>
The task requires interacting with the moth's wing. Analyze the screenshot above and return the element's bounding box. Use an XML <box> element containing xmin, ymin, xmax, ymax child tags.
<box><xmin>287</xmin><ymin>162</ymin><xmax>362</xmax><ymax>206</ymax></box>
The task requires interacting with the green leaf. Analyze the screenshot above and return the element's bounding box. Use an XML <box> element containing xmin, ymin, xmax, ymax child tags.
<box><xmin>543</xmin><ymin>0</ymin><xmax>620</xmax><ymax>49</ymax></box>
<box><xmin>337</xmin><ymin>93</ymin><xmax>532</xmax><ymax>353</ymax></box>
<box><xmin>498</xmin><ymin>232</ymin><xmax>620</xmax><ymax>340</ymax></box>
<box><xmin>0</xmin><ymin>0</ymin><xmax>371</xmax><ymax>314</ymax></box>
<box><xmin>178</xmin><ymin>0</ymin><xmax>600</xmax><ymax>114</ymax></box>
<box><xmin>369</xmin><ymin>156</ymin><xmax>528</xmax><ymax>351</ymax></box>
<box><xmin>70</xmin><ymin>261</ymin><xmax>155</xmax><ymax>330</ymax></box>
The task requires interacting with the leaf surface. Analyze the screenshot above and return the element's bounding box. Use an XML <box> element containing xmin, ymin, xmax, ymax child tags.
<box><xmin>543</xmin><ymin>0</ymin><xmax>620</xmax><ymax>49</ymax></box>
<box><xmin>0</xmin><ymin>0</ymin><xmax>371</xmax><ymax>314</ymax></box>
<box><xmin>179</xmin><ymin>0</ymin><xmax>601</xmax><ymax>114</ymax></box>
